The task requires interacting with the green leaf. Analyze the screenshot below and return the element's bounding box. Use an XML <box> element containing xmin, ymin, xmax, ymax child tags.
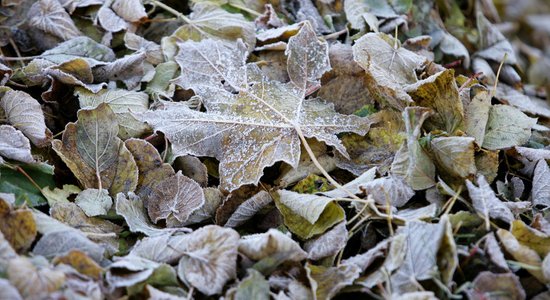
<box><xmin>235</xmin><ymin>269</ymin><xmax>270</xmax><ymax>300</ymax></box>
<box><xmin>0</xmin><ymin>164</ymin><xmax>54</xmax><ymax>206</ymax></box>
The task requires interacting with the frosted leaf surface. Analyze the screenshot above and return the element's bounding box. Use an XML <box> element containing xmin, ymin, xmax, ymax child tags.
<box><xmin>141</xmin><ymin>23</ymin><xmax>370</xmax><ymax>191</ymax></box>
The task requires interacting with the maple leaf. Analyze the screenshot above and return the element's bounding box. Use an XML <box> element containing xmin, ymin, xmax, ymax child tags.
<box><xmin>140</xmin><ymin>22</ymin><xmax>370</xmax><ymax>191</ymax></box>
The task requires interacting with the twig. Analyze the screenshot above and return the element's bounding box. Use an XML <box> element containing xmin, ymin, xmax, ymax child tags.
<box><xmin>150</xmin><ymin>0</ymin><xmax>192</xmax><ymax>24</ymax></box>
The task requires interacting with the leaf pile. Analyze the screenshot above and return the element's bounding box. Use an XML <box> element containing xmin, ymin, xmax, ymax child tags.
<box><xmin>0</xmin><ymin>0</ymin><xmax>550</xmax><ymax>299</ymax></box>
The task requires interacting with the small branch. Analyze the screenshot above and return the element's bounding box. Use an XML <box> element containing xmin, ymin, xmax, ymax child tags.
<box><xmin>149</xmin><ymin>0</ymin><xmax>192</xmax><ymax>24</ymax></box>
<box><xmin>228</xmin><ymin>3</ymin><xmax>262</xmax><ymax>17</ymax></box>
<box><xmin>323</xmin><ymin>29</ymin><xmax>348</xmax><ymax>40</ymax></box>
<box><xmin>0</xmin><ymin>55</ymin><xmax>40</xmax><ymax>61</ymax></box>
<box><xmin>492</xmin><ymin>53</ymin><xmax>508</xmax><ymax>96</ymax></box>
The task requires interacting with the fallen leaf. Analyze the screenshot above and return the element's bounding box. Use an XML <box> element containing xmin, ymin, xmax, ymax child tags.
<box><xmin>171</xmin><ymin>225</ymin><xmax>240</xmax><ymax>295</ymax></box>
<box><xmin>53</xmin><ymin>103</ymin><xmax>138</xmax><ymax>195</ymax></box>
<box><xmin>0</xmin><ymin>196</ymin><xmax>37</xmax><ymax>252</ymax></box>
<box><xmin>52</xmin><ymin>249</ymin><xmax>103</xmax><ymax>279</ymax></box>
<box><xmin>7</xmin><ymin>256</ymin><xmax>65</xmax><ymax>298</ymax></box>
<box><xmin>27</xmin><ymin>0</ymin><xmax>81</xmax><ymax>42</ymax></box>
<box><xmin>172</xmin><ymin>3</ymin><xmax>256</xmax><ymax>50</ymax></box>
<box><xmin>532</xmin><ymin>160</ymin><xmax>550</xmax><ymax>208</ymax></box>
<box><xmin>32</xmin><ymin>229</ymin><xmax>105</xmax><ymax>262</ymax></box>
<box><xmin>303</xmin><ymin>221</ymin><xmax>347</xmax><ymax>260</ymax></box>
<box><xmin>141</xmin><ymin>22</ymin><xmax>369</xmax><ymax>191</ymax></box>
<box><xmin>406</xmin><ymin>69</ymin><xmax>464</xmax><ymax>133</ymax></box>
<box><xmin>115</xmin><ymin>192</ymin><xmax>184</xmax><ymax>237</ymax></box>
<box><xmin>1</xmin><ymin>90</ymin><xmax>51</xmax><ymax>147</ymax></box>
<box><xmin>497</xmin><ymin>228</ymin><xmax>547</xmax><ymax>283</ymax></box>
<box><xmin>147</xmin><ymin>171</ymin><xmax>205</xmax><ymax>224</ymax></box>
<box><xmin>511</xmin><ymin>219</ymin><xmax>550</xmax><ymax>257</ymax></box>
<box><xmin>430</xmin><ymin>136</ymin><xmax>477</xmax><ymax>179</ymax></box>
<box><xmin>466</xmin><ymin>271</ymin><xmax>526</xmax><ymax>300</ymax></box>
<box><xmin>305</xmin><ymin>262</ymin><xmax>361</xmax><ymax>300</ymax></box>
<box><xmin>235</xmin><ymin>269</ymin><xmax>270</xmax><ymax>300</ymax></box>
<box><xmin>239</xmin><ymin>228</ymin><xmax>307</xmax><ymax>262</ymax></box>
<box><xmin>112</xmin><ymin>0</ymin><xmax>147</xmax><ymax>23</ymax></box>
<box><xmin>0</xmin><ymin>125</ymin><xmax>35</xmax><ymax>164</ymax></box>
<box><xmin>391</xmin><ymin>107</ymin><xmax>436</xmax><ymax>190</ymax></box>
<box><xmin>275</xmin><ymin>190</ymin><xmax>345</xmax><ymax>239</ymax></box>
<box><xmin>466</xmin><ymin>175</ymin><xmax>514</xmax><ymax>228</ymax></box>
<box><xmin>353</xmin><ymin>32</ymin><xmax>427</xmax><ymax>109</ymax></box>
<box><xmin>482</xmin><ymin>105</ymin><xmax>536</xmax><ymax>150</ymax></box>
<box><xmin>74</xmin><ymin>188</ymin><xmax>113</xmax><ymax>217</ymax></box>
<box><xmin>224</xmin><ymin>190</ymin><xmax>272</xmax><ymax>228</ymax></box>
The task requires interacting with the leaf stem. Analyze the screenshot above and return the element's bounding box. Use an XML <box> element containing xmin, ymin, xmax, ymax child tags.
<box><xmin>150</xmin><ymin>0</ymin><xmax>192</xmax><ymax>24</ymax></box>
<box><xmin>294</xmin><ymin>125</ymin><xmax>361</xmax><ymax>201</ymax></box>
<box><xmin>228</xmin><ymin>3</ymin><xmax>262</xmax><ymax>17</ymax></box>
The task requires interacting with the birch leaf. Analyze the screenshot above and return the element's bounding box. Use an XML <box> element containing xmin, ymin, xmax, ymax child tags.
<box><xmin>172</xmin><ymin>3</ymin><xmax>256</xmax><ymax>51</ymax></box>
<box><xmin>224</xmin><ymin>190</ymin><xmax>272</xmax><ymax>228</ymax></box>
<box><xmin>303</xmin><ymin>221</ymin><xmax>347</xmax><ymax>260</ymax></box>
<box><xmin>27</xmin><ymin>0</ymin><xmax>81</xmax><ymax>41</ymax></box>
<box><xmin>405</xmin><ymin>69</ymin><xmax>464</xmax><ymax>133</ymax></box>
<box><xmin>147</xmin><ymin>171</ymin><xmax>205</xmax><ymax>224</ymax></box>
<box><xmin>1</xmin><ymin>90</ymin><xmax>51</xmax><ymax>147</ymax></box>
<box><xmin>7</xmin><ymin>256</ymin><xmax>65</xmax><ymax>299</ymax></box>
<box><xmin>353</xmin><ymin>32</ymin><xmax>427</xmax><ymax>109</ymax></box>
<box><xmin>124</xmin><ymin>138</ymin><xmax>175</xmax><ymax>198</ymax></box>
<box><xmin>112</xmin><ymin>0</ymin><xmax>147</xmax><ymax>23</ymax></box>
<box><xmin>275</xmin><ymin>190</ymin><xmax>345</xmax><ymax>239</ymax></box>
<box><xmin>466</xmin><ymin>175</ymin><xmax>514</xmax><ymax>227</ymax></box>
<box><xmin>391</xmin><ymin>107</ymin><xmax>436</xmax><ymax>190</ymax></box>
<box><xmin>482</xmin><ymin>105</ymin><xmax>536</xmax><ymax>150</ymax></box>
<box><xmin>361</xmin><ymin>175</ymin><xmax>415</xmax><ymax>207</ymax></box>
<box><xmin>532</xmin><ymin>160</ymin><xmax>550</xmax><ymax>208</ymax></box>
<box><xmin>235</xmin><ymin>269</ymin><xmax>270</xmax><ymax>300</ymax></box>
<box><xmin>497</xmin><ymin>229</ymin><xmax>547</xmax><ymax>283</ymax></box>
<box><xmin>172</xmin><ymin>225</ymin><xmax>239</xmax><ymax>296</ymax></box>
<box><xmin>464</xmin><ymin>85</ymin><xmax>491</xmax><ymax>145</ymax></box>
<box><xmin>391</xmin><ymin>216</ymin><xmax>457</xmax><ymax>294</ymax></box>
<box><xmin>115</xmin><ymin>192</ymin><xmax>183</xmax><ymax>237</ymax></box>
<box><xmin>141</xmin><ymin>23</ymin><xmax>370</xmax><ymax>191</ymax></box>
<box><xmin>0</xmin><ymin>197</ymin><xmax>37</xmax><ymax>252</ymax></box>
<box><xmin>52</xmin><ymin>103</ymin><xmax>138</xmax><ymax>195</ymax></box>
<box><xmin>74</xmin><ymin>188</ymin><xmax>112</xmax><ymax>217</ymax></box>
<box><xmin>305</xmin><ymin>263</ymin><xmax>361</xmax><ymax>300</ymax></box>
<box><xmin>430</xmin><ymin>136</ymin><xmax>477</xmax><ymax>179</ymax></box>
<box><xmin>466</xmin><ymin>272</ymin><xmax>525</xmax><ymax>300</ymax></box>
<box><xmin>0</xmin><ymin>125</ymin><xmax>34</xmax><ymax>164</ymax></box>
<box><xmin>238</xmin><ymin>228</ymin><xmax>307</xmax><ymax>262</ymax></box>
<box><xmin>511</xmin><ymin>220</ymin><xmax>550</xmax><ymax>257</ymax></box>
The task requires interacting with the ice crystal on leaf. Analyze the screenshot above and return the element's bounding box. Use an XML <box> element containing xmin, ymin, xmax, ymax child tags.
<box><xmin>140</xmin><ymin>22</ymin><xmax>370</xmax><ymax>191</ymax></box>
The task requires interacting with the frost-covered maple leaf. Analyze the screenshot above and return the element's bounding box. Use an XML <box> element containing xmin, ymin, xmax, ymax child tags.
<box><xmin>140</xmin><ymin>22</ymin><xmax>370</xmax><ymax>191</ymax></box>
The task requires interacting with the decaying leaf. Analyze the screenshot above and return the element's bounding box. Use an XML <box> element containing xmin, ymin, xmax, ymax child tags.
<box><xmin>466</xmin><ymin>175</ymin><xmax>514</xmax><ymax>228</ymax></box>
<box><xmin>306</xmin><ymin>262</ymin><xmax>361</xmax><ymax>300</ymax></box>
<box><xmin>391</xmin><ymin>107</ymin><xmax>436</xmax><ymax>190</ymax></box>
<box><xmin>147</xmin><ymin>171</ymin><xmax>205</xmax><ymax>224</ymax></box>
<box><xmin>532</xmin><ymin>160</ymin><xmax>550</xmax><ymax>208</ymax></box>
<box><xmin>1</xmin><ymin>90</ymin><xmax>51</xmax><ymax>147</ymax></box>
<box><xmin>0</xmin><ymin>125</ymin><xmax>35</xmax><ymax>164</ymax></box>
<box><xmin>74</xmin><ymin>188</ymin><xmax>112</xmax><ymax>217</ymax></box>
<box><xmin>303</xmin><ymin>221</ymin><xmax>347</xmax><ymax>260</ymax></box>
<box><xmin>239</xmin><ymin>228</ymin><xmax>307</xmax><ymax>262</ymax></box>
<box><xmin>497</xmin><ymin>229</ymin><xmax>547</xmax><ymax>283</ymax></box>
<box><xmin>172</xmin><ymin>225</ymin><xmax>239</xmax><ymax>295</ymax></box>
<box><xmin>171</xmin><ymin>3</ymin><xmax>256</xmax><ymax>51</ymax></box>
<box><xmin>353</xmin><ymin>32</ymin><xmax>427</xmax><ymax>109</ymax></box>
<box><xmin>224</xmin><ymin>190</ymin><xmax>272</xmax><ymax>228</ymax></box>
<box><xmin>0</xmin><ymin>197</ymin><xmax>37</xmax><ymax>252</ymax></box>
<box><xmin>7</xmin><ymin>256</ymin><xmax>65</xmax><ymax>298</ymax></box>
<box><xmin>466</xmin><ymin>271</ymin><xmax>525</xmax><ymax>300</ymax></box>
<box><xmin>275</xmin><ymin>189</ymin><xmax>345</xmax><ymax>239</ymax></box>
<box><xmin>53</xmin><ymin>103</ymin><xmax>138</xmax><ymax>195</ymax></box>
